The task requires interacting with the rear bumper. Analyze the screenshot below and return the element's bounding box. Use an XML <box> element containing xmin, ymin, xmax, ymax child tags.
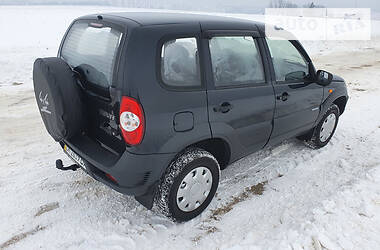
<box><xmin>61</xmin><ymin>135</ymin><xmax>175</xmax><ymax>198</ymax></box>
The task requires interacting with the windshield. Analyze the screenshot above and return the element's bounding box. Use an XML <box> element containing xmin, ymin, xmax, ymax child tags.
<box><xmin>61</xmin><ymin>21</ymin><xmax>123</xmax><ymax>88</ymax></box>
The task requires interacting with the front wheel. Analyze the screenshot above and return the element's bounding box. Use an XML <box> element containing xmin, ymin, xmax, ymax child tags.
<box><xmin>154</xmin><ymin>148</ymin><xmax>220</xmax><ymax>222</ymax></box>
<box><xmin>307</xmin><ymin>104</ymin><xmax>340</xmax><ymax>149</ymax></box>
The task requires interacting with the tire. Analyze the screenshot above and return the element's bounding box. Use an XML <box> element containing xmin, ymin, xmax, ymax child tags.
<box><xmin>154</xmin><ymin>148</ymin><xmax>220</xmax><ymax>222</ymax></box>
<box><xmin>307</xmin><ymin>104</ymin><xmax>340</xmax><ymax>149</ymax></box>
<box><xmin>33</xmin><ymin>57</ymin><xmax>85</xmax><ymax>142</ymax></box>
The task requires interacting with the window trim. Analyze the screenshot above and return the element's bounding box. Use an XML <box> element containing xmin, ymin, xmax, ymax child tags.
<box><xmin>58</xmin><ymin>19</ymin><xmax>126</xmax><ymax>98</ymax></box>
<box><xmin>203</xmin><ymin>30</ymin><xmax>261</xmax><ymax>39</ymax></box>
<box><xmin>207</xmin><ymin>35</ymin><xmax>269</xmax><ymax>89</ymax></box>
<box><xmin>156</xmin><ymin>34</ymin><xmax>204</xmax><ymax>92</ymax></box>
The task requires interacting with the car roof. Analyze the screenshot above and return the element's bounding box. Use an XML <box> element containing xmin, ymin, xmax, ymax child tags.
<box><xmin>102</xmin><ymin>12</ymin><xmax>262</xmax><ymax>27</ymax></box>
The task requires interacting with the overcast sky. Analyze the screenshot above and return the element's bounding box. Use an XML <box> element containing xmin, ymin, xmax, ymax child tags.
<box><xmin>245</xmin><ymin>0</ymin><xmax>379</xmax><ymax>10</ymax></box>
<box><xmin>291</xmin><ymin>0</ymin><xmax>378</xmax><ymax>8</ymax></box>
<box><xmin>0</xmin><ymin>0</ymin><xmax>379</xmax><ymax>11</ymax></box>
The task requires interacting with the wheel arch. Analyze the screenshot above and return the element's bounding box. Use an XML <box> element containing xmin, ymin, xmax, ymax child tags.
<box><xmin>333</xmin><ymin>96</ymin><xmax>348</xmax><ymax>115</ymax></box>
<box><xmin>185</xmin><ymin>137</ymin><xmax>231</xmax><ymax>169</ymax></box>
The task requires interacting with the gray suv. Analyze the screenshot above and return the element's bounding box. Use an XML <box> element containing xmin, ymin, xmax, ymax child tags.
<box><xmin>33</xmin><ymin>12</ymin><xmax>348</xmax><ymax>221</ymax></box>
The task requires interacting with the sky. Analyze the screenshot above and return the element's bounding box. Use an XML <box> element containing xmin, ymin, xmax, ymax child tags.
<box><xmin>293</xmin><ymin>0</ymin><xmax>379</xmax><ymax>9</ymax></box>
<box><xmin>0</xmin><ymin>0</ymin><xmax>379</xmax><ymax>12</ymax></box>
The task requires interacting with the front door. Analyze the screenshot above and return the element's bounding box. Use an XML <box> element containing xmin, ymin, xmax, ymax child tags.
<box><xmin>264</xmin><ymin>39</ymin><xmax>324</xmax><ymax>144</ymax></box>
<box><xmin>204</xmin><ymin>33</ymin><xmax>275</xmax><ymax>161</ymax></box>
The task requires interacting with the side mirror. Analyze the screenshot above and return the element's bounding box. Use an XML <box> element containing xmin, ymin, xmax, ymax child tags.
<box><xmin>316</xmin><ymin>70</ymin><xmax>333</xmax><ymax>86</ymax></box>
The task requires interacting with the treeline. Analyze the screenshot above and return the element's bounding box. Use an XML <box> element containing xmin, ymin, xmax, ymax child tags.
<box><xmin>269</xmin><ymin>0</ymin><xmax>325</xmax><ymax>8</ymax></box>
<box><xmin>0</xmin><ymin>0</ymin><xmax>264</xmax><ymax>13</ymax></box>
<box><xmin>0</xmin><ymin>0</ymin><xmax>325</xmax><ymax>12</ymax></box>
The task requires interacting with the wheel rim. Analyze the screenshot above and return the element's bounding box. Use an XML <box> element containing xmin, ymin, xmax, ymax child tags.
<box><xmin>176</xmin><ymin>166</ymin><xmax>213</xmax><ymax>212</ymax></box>
<box><xmin>320</xmin><ymin>113</ymin><xmax>337</xmax><ymax>143</ymax></box>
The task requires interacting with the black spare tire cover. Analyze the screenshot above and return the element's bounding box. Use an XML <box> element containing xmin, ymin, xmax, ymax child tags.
<box><xmin>33</xmin><ymin>57</ymin><xmax>85</xmax><ymax>142</ymax></box>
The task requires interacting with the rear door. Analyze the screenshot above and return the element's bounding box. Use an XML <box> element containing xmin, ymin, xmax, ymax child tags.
<box><xmin>59</xmin><ymin>19</ymin><xmax>126</xmax><ymax>154</ymax></box>
<box><xmin>263</xmin><ymin>39</ymin><xmax>324</xmax><ymax>144</ymax></box>
<box><xmin>203</xmin><ymin>31</ymin><xmax>275</xmax><ymax>159</ymax></box>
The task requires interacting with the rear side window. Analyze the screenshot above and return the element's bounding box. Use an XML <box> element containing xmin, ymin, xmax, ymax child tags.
<box><xmin>160</xmin><ymin>37</ymin><xmax>201</xmax><ymax>88</ymax></box>
<box><xmin>209</xmin><ymin>36</ymin><xmax>265</xmax><ymax>87</ymax></box>
<box><xmin>61</xmin><ymin>22</ymin><xmax>123</xmax><ymax>88</ymax></box>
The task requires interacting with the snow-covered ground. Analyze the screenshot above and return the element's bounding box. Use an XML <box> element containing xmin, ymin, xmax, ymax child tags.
<box><xmin>1</xmin><ymin>6</ymin><xmax>380</xmax><ymax>250</ymax></box>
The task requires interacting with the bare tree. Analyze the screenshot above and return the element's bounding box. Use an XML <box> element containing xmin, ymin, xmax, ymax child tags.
<box><xmin>303</xmin><ymin>2</ymin><xmax>325</xmax><ymax>8</ymax></box>
<box><xmin>269</xmin><ymin>0</ymin><xmax>298</xmax><ymax>8</ymax></box>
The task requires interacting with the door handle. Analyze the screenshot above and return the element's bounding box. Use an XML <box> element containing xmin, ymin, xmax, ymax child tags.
<box><xmin>276</xmin><ymin>92</ymin><xmax>289</xmax><ymax>101</ymax></box>
<box><xmin>213</xmin><ymin>102</ymin><xmax>233</xmax><ymax>113</ymax></box>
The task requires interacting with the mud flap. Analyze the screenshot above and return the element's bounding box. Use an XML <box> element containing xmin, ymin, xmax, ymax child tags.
<box><xmin>135</xmin><ymin>181</ymin><xmax>159</xmax><ymax>210</ymax></box>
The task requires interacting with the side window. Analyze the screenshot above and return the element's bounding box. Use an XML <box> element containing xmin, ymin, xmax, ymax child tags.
<box><xmin>161</xmin><ymin>37</ymin><xmax>201</xmax><ymax>88</ymax></box>
<box><xmin>266</xmin><ymin>39</ymin><xmax>309</xmax><ymax>83</ymax></box>
<box><xmin>209</xmin><ymin>36</ymin><xmax>265</xmax><ymax>87</ymax></box>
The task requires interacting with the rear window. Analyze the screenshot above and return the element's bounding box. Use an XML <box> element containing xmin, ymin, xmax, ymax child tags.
<box><xmin>61</xmin><ymin>22</ymin><xmax>123</xmax><ymax>88</ymax></box>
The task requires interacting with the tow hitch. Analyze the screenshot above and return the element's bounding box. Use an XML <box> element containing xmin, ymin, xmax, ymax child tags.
<box><xmin>56</xmin><ymin>159</ymin><xmax>80</xmax><ymax>171</ymax></box>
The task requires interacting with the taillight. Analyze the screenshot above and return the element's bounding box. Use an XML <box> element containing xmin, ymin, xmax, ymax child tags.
<box><xmin>119</xmin><ymin>96</ymin><xmax>145</xmax><ymax>145</ymax></box>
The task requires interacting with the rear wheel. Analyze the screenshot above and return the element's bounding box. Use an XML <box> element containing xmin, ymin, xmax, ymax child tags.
<box><xmin>154</xmin><ymin>148</ymin><xmax>220</xmax><ymax>222</ymax></box>
<box><xmin>307</xmin><ymin>104</ymin><xmax>340</xmax><ymax>149</ymax></box>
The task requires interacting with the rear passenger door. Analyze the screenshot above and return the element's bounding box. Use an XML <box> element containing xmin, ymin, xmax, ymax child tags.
<box><xmin>203</xmin><ymin>32</ymin><xmax>275</xmax><ymax>159</ymax></box>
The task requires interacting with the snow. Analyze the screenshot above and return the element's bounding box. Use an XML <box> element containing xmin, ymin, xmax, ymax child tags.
<box><xmin>1</xmin><ymin>5</ymin><xmax>380</xmax><ymax>250</ymax></box>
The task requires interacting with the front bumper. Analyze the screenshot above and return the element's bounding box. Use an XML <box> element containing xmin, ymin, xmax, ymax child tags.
<box><xmin>61</xmin><ymin>135</ymin><xmax>175</xmax><ymax>198</ymax></box>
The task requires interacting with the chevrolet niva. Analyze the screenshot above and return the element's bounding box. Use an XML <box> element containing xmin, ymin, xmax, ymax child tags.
<box><xmin>33</xmin><ymin>12</ymin><xmax>348</xmax><ymax>221</ymax></box>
